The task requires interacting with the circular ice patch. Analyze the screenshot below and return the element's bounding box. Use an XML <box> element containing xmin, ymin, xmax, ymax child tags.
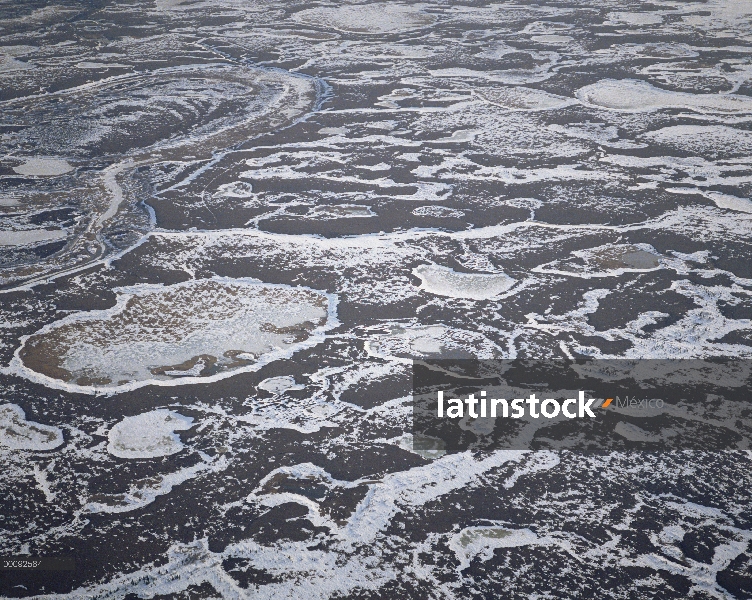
<box><xmin>107</xmin><ymin>410</ymin><xmax>193</xmax><ymax>459</ymax></box>
<box><xmin>13</xmin><ymin>158</ymin><xmax>74</xmax><ymax>176</ymax></box>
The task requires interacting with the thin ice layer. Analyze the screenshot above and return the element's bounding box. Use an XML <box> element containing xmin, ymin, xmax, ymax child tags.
<box><xmin>413</xmin><ymin>264</ymin><xmax>516</xmax><ymax>300</ymax></box>
<box><xmin>292</xmin><ymin>4</ymin><xmax>436</xmax><ymax>34</ymax></box>
<box><xmin>16</xmin><ymin>278</ymin><xmax>334</xmax><ymax>391</ymax></box>
<box><xmin>107</xmin><ymin>410</ymin><xmax>193</xmax><ymax>459</ymax></box>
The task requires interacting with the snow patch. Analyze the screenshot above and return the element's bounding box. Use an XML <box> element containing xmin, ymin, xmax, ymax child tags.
<box><xmin>0</xmin><ymin>404</ymin><xmax>63</xmax><ymax>451</ymax></box>
<box><xmin>413</xmin><ymin>264</ymin><xmax>516</xmax><ymax>300</ymax></box>
<box><xmin>107</xmin><ymin>410</ymin><xmax>193</xmax><ymax>459</ymax></box>
<box><xmin>576</xmin><ymin>79</ymin><xmax>752</xmax><ymax>113</ymax></box>
<box><xmin>292</xmin><ymin>4</ymin><xmax>436</xmax><ymax>34</ymax></box>
<box><xmin>0</xmin><ymin>229</ymin><xmax>66</xmax><ymax>246</ymax></box>
<box><xmin>258</xmin><ymin>376</ymin><xmax>305</xmax><ymax>395</ymax></box>
<box><xmin>13</xmin><ymin>158</ymin><xmax>74</xmax><ymax>176</ymax></box>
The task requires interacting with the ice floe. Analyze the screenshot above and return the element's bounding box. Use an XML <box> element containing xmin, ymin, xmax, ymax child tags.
<box><xmin>257</xmin><ymin>376</ymin><xmax>305</xmax><ymax>395</ymax></box>
<box><xmin>397</xmin><ymin>433</ymin><xmax>446</xmax><ymax>460</ymax></box>
<box><xmin>75</xmin><ymin>61</ymin><xmax>131</xmax><ymax>69</ymax></box>
<box><xmin>0</xmin><ymin>229</ymin><xmax>66</xmax><ymax>246</ymax></box>
<box><xmin>476</xmin><ymin>86</ymin><xmax>576</xmax><ymax>111</ymax></box>
<box><xmin>310</xmin><ymin>204</ymin><xmax>375</xmax><ymax>219</ymax></box>
<box><xmin>413</xmin><ymin>264</ymin><xmax>516</xmax><ymax>300</ymax></box>
<box><xmin>412</xmin><ymin>205</ymin><xmax>465</xmax><ymax>218</ymax></box>
<box><xmin>644</xmin><ymin>125</ymin><xmax>752</xmax><ymax>158</ymax></box>
<box><xmin>292</xmin><ymin>4</ymin><xmax>436</xmax><ymax>34</ymax></box>
<box><xmin>15</xmin><ymin>278</ymin><xmax>336</xmax><ymax>392</ymax></box>
<box><xmin>613</xmin><ymin>422</ymin><xmax>660</xmax><ymax>442</ymax></box>
<box><xmin>367</xmin><ymin>323</ymin><xmax>505</xmax><ymax>361</ymax></box>
<box><xmin>576</xmin><ymin>79</ymin><xmax>752</xmax><ymax>113</ymax></box>
<box><xmin>606</xmin><ymin>12</ymin><xmax>663</xmax><ymax>26</ymax></box>
<box><xmin>534</xmin><ymin>244</ymin><xmax>663</xmax><ymax>278</ymax></box>
<box><xmin>107</xmin><ymin>409</ymin><xmax>193</xmax><ymax>459</ymax></box>
<box><xmin>530</xmin><ymin>34</ymin><xmax>573</xmax><ymax>44</ymax></box>
<box><xmin>449</xmin><ymin>526</ymin><xmax>542</xmax><ymax>570</ymax></box>
<box><xmin>704</xmin><ymin>191</ymin><xmax>752</xmax><ymax>214</ymax></box>
<box><xmin>215</xmin><ymin>181</ymin><xmax>254</xmax><ymax>198</ymax></box>
<box><xmin>0</xmin><ymin>403</ymin><xmax>63</xmax><ymax>451</ymax></box>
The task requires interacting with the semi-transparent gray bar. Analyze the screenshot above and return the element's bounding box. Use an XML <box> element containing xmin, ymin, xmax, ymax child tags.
<box><xmin>411</xmin><ymin>359</ymin><xmax>752</xmax><ymax>451</ymax></box>
<box><xmin>1</xmin><ymin>557</ymin><xmax>75</xmax><ymax>571</ymax></box>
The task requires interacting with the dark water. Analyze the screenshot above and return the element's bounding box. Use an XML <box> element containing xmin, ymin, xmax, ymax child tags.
<box><xmin>1</xmin><ymin>1</ymin><xmax>752</xmax><ymax>598</ymax></box>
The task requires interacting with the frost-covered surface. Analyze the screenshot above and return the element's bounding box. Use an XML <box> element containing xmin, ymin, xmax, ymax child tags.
<box><xmin>107</xmin><ymin>410</ymin><xmax>193</xmax><ymax>459</ymax></box>
<box><xmin>0</xmin><ymin>229</ymin><xmax>66</xmax><ymax>246</ymax></box>
<box><xmin>0</xmin><ymin>0</ymin><xmax>751</xmax><ymax>598</ymax></box>
<box><xmin>413</xmin><ymin>264</ymin><xmax>516</xmax><ymax>300</ymax></box>
<box><xmin>14</xmin><ymin>278</ymin><xmax>334</xmax><ymax>392</ymax></box>
<box><xmin>448</xmin><ymin>526</ymin><xmax>543</xmax><ymax>571</ymax></box>
<box><xmin>292</xmin><ymin>4</ymin><xmax>436</xmax><ymax>34</ymax></box>
<box><xmin>12</xmin><ymin>158</ymin><xmax>74</xmax><ymax>177</ymax></box>
<box><xmin>0</xmin><ymin>403</ymin><xmax>63</xmax><ymax>450</ymax></box>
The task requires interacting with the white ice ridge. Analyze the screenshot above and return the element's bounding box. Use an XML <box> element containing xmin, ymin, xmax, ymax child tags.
<box><xmin>576</xmin><ymin>79</ymin><xmax>752</xmax><ymax>113</ymax></box>
<box><xmin>135</xmin><ymin>206</ymin><xmax>750</xmax><ymax>321</ymax></box>
<box><xmin>83</xmin><ymin>456</ymin><xmax>228</xmax><ymax>514</ymax></box>
<box><xmin>0</xmin><ymin>403</ymin><xmax>63</xmax><ymax>451</ymax></box>
<box><xmin>529</xmin><ymin>278</ymin><xmax>752</xmax><ymax>359</ymax></box>
<box><xmin>342</xmin><ymin>451</ymin><xmax>559</xmax><ymax>547</ymax></box>
<box><xmin>620</xmin><ymin>527</ymin><xmax>752</xmax><ymax>598</ymax></box>
<box><xmin>413</xmin><ymin>264</ymin><xmax>515</xmax><ymax>300</ymax></box>
<box><xmin>153</xmin><ymin>208</ymin><xmax>704</xmax><ymax>247</ymax></box>
<box><xmin>666</xmin><ymin>187</ymin><xmax>752</xmax><ymax>214</ymax></box>
<box><xmin>107</xmin><ymin>410</ymin><xmax>194</xmax><ymax>459</ymax></box>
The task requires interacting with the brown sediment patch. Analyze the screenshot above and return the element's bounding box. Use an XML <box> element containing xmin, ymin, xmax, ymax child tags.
<box><xmin>18</xmin><ymin>335</ymin><xmax>74</xmax><ymax>382</ymax></box>
<box><xmin>87</xmin><ymin>494</ymin><xmax>128</xmax><ymax>507</ymax></box>
<box><xmin>260</xmin><ymin>320</ymin><xmax>323</xmax><ymax>343</ymax></box>
<box><xmin>150</xmin><ymin>354</ymin><xmax>218</xmax><ymax>377</ymax></box>
<box><xmin>18</xmin><ymin>279</ymin><xmax>332</xmax><ymax>389</ymax></box>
